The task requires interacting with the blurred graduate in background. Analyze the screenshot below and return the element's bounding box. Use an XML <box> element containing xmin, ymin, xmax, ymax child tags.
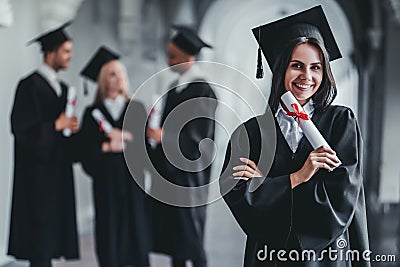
<box><xmin>146</xmin><ymin>25</ymin><xmax>217</xmax><ymax>267</ymax></box>
<box><xmin>8</xmin><ymin>22</ymin><xmax>80</xmax><ymax>267</ymax></box>
<box><xmin>79</xmin><ymin>46</ymin><xmax>151</xmax><ymax>267</ymax></box>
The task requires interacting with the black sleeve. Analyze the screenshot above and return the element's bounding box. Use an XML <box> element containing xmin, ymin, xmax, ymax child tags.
<box><xmin>293</xmin><ymin>107</ymin><xmax>365</xmax><ymax>251</ymax></box>
<box><xmin>79</xmin><ymin>108</ymin><xmax>108</xmax><ymax>178</ymax></box>
<box><xmin>220</xmin><ymin>108</ymin><xmax>366</xmax><ymax>251</ymax></box>
<box><xmin>219</xmin><ymin>120</ymin><xmax>293</xmax><ymax>248</ymax></box>
<box><xmin>124</xmin><ymin>101</ymin><xmax>149</xmax><ymax>174</ymax></box>
<box><xmin>11</xmin><ymin>78</ymin><xmax>58</xmax><ymax>162</ymax></box>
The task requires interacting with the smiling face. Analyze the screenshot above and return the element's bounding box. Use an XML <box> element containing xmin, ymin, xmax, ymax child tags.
<box><xmin>100</xmin><ymin>60</ymin><xmax>127</xmax><ymax>100</ymax></box>
<box><xmin>284</xmin><ymin>43</ymin><xmax>323</xmax><ymax>106</ymax></box>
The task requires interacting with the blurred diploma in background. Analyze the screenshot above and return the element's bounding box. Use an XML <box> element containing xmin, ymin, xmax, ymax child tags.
<box><xmin>0</xmin><ymin>0</ymin><xmax>13</xmax><ymax>27</ymax></box>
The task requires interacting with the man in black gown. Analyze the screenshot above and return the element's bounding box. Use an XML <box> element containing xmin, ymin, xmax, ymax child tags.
<box><xmin>8</xmin><ymin>22</ymin><xmax>80</xmax><ymax>267</ymax></box>
<box><xmin>146</xmin><ymin>26</ymin><xmax>217</xmax><ymax>267</ymax></box>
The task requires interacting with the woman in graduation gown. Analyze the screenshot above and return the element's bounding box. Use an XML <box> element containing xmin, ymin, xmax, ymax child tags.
<box><xmin>220</xmin><ymin>6</ymin><xmax>370</xmax><ymax>267</ymax></box>
<box><xmin>79</xmin><ymin>47</ymin><xmax>150</xmax><ymax>267</ymax></box>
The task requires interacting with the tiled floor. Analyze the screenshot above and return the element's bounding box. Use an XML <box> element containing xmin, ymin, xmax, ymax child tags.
<box><xmin>2</xmin><ymin>199</ymin><xmax>245</xmax><ymax>267</ymax></box>
<box><xmin>367</xmin><ymin>205</ymin><xmax>399</xmax><ymax>266</ymax></box>
<box><xmin>3</xmin><ymin>201</ymin><xmax>399</xmax><ymax>267</ymax></box>
<box><xmin>2</xmin><ymin>234</ymin><xmax>97</xmax><ymax>267</ymax></box>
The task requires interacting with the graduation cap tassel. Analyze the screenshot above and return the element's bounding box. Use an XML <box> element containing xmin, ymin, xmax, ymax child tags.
<box><xmin>256</xmin><ymin>26</ymin><xmax>264</xmax><ymax>79</ymax></box>
<box><xmin>256</xmin><ymin>46</ymin><xmax>264</xmax><ymax>79</ymax></box>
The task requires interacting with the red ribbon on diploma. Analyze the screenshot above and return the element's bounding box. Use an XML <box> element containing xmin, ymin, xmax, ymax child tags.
<box><xmin>99</xmin><ymin>120</ymin><xmax>104</xmax><ymax>132</ymax></box>
<box><xmin>67</xmin><ymin>98</ymin><xmax>76</xmax><ymax>107</ymax></box>
<box><xmin>286</xmin><ymin>103</ymin><xmax>309</xmax><ymax>122</ymax></box>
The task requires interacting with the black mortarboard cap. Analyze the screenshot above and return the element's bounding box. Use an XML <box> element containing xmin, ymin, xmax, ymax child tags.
<box><xmin>27</xmin><ymin>21</ymin><xmax>72</xmax><ymax>52</ymax></box>
<box><xmin>80</xmin><ymin>46</ymin><xmax>120</xmax><ymax>82</ymax></box>
<box><xmin>80</xmin><ymin>46</ymin><xmax>120</xmax><ymax>95</ymax></box>
<box><xmin>252</xmin><ymin>5</ymin><xmax>342</xmax><ymax>77</ymax></box>
<box><xmin>171</xmin><ymin>25</ymin><xmax>212</xmax><ymax>55</ymax></box>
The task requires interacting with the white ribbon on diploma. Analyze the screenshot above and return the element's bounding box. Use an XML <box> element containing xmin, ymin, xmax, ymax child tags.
<box><xmin>91</xmin><ymin>109</ymin><xmax>112</xmax><ymax>134</ymax></box>
<box><xmin>63</xmin><ymin>86</ymin><xmax>77</xmax><ymax>137</ymax></box>
<box><xmin>147</xmin><ymin>95</ymin><xmax>164</xmax><ymax>148</ymax></box>
<box><xmin>281</xmin><ymin>91</ymin><xmax>330</xmax><ymax>149</ymax></box>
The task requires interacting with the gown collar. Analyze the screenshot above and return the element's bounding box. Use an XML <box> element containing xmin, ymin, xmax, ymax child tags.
<box><xmin>175</xmin><ymin>65</ymin><xmax>205</xmax><ymax>93</ymax></box>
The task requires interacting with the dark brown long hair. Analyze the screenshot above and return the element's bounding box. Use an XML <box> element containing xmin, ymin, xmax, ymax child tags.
<box><xmin>268</xmin><ymin>37</ymin><xmax>337</xmax><ymax>113</ymax></box>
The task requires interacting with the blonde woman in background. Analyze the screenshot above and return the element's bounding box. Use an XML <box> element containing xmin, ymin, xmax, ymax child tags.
<box><xmin>80</xmin><ymin>46</ymin><xmax>150</xmax><ymax>267</ymax></box>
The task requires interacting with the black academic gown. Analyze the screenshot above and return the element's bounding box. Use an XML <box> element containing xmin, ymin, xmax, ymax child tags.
<box><xmin>148</xmin><ymin>80</ymin><xmax>217</xmax><ymax>263</ymax></box>
<box><xmin>80</xmin><ymin>100</ymin><xmax>150</xmax><ymax>267</ymax></box>
<box><xmin>8</xmin><ymin>72</ymin><xmax>79</xmax><ymax>261</ymax></box>
<box><xmin>220</xmin><ymin>105</ymin><xmax>370</xmax><ymax>267</ymax></box>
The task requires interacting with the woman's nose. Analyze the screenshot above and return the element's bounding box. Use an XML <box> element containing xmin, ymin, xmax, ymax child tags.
<box><xmin>300</xmin><ymin>69</ymin><xmax>312</xmax><ymax>80</ymax></box>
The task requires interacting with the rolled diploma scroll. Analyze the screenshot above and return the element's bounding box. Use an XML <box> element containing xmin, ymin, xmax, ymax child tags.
<box><xmin>281</xmin><ymin>91</ymin><xmax>330</xmax><ymax>149</ymax></box>
<box><xmin>63</xmin><ymin>86</ymin><xmax>77</xmax><ymax>137</ymax></box>
<box><xmin>147</xmin><ymin>96</ymin><xmax>163</xmax><ymax>148</ymax></box>
<box><xmin>91</xmin><ymin>109</ymin><xmax>112</xmax><ymax>134</ymax></box>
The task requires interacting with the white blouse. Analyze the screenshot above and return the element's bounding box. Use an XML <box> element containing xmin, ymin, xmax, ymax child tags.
<box><xmin>175</xmin><ymin>65</ymin><xmax>205</xmax><ymax>93</ymax></box>
<box><xmin>275</xmin><ymin>99</ymin><xmax>315</xmax><ymax>153</ymax></box>
<box><xmin>104</xmin><ymin>94</ymin><xmax>126</xmax><ymax>121</ymax></box>
<box><xmin>38</xmin><ymin>63</ymin><xmax>62</xmax><ymax>97</ymax></box>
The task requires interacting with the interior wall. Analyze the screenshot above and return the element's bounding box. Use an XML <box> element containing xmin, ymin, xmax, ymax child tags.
<box><xmin>379</xmin><ymin>21</ymin><xmax>400</xmax><ymax>203</ymax></box>
<box><xmin>0</xmin><ymin>0</ymin><xmax>41</xmax><ymax>264</ymax></box>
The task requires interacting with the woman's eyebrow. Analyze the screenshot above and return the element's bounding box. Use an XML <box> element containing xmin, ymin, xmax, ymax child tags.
<box><xmin>290</xmin><ymin>59</ymin><xmax>322</xmax><ymax>65</ymax></box>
